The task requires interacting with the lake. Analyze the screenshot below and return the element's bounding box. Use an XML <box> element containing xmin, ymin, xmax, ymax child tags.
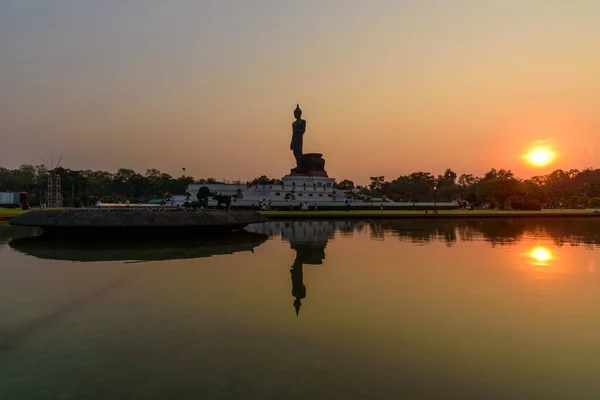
<box><xmin>2</xmin><ymin>218</ymin><xmax>600</xmax><ymax>399</ymax></box>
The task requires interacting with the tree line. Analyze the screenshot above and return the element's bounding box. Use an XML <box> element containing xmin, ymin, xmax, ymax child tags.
<box><xmin>0</xmin><ymin>166</ymin><xmax>287</xmax><ymax>206</ymax></box>
<box><xmin>338</xmin><ymin>167</ymin><xmax>600</xmax><ymax>209</ymax></box>
<box><xmin>2</xmin><ymin>164</ymin><xmax>600</xmax><ymax>209</ymax></box>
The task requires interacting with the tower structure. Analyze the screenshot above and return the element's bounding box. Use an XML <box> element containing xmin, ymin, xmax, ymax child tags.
<box><xmin>47</xmin><ymin>170</ymin><xmax>62</xmax><ymax>208</ymax></box>
<box><xmin>44</xmin><ymin>154</ymin><xmax>63</xmax><ymax>208</ymax></box>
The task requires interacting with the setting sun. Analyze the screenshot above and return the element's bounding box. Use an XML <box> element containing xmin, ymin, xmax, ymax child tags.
<box><xmin>525</xmin><ymin>147</ymin><xmax>555</xmax><ymax>167</ymax></box>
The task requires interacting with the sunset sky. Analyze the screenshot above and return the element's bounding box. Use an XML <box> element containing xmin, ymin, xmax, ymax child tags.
<box><xmin>1</xmin><ymin>0</ymin><xmax>599</xmax><ymax>184</ymax></box>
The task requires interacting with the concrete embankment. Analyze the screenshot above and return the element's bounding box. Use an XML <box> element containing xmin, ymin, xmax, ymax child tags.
<box><xmin>8</xmin><ymin>209</ymin><xmax>268</xmax><ymax>234</ymax></box>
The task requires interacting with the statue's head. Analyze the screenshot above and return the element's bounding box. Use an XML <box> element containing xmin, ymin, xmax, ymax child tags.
<box><xmin>294</xmin><ymin>104</ymin><xmax>302</xmax><ymax>119</ymax></box>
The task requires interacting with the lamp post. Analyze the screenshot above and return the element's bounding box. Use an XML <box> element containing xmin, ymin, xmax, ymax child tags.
<box><xmin>182</xmin><ymin>167</ymin><xmax>189</xmax><ymax>194</ymax></box>
<box><xmin>433</xmin><ymin>184</ymin><xmax>438</xmax><ymax>213</ymax></box>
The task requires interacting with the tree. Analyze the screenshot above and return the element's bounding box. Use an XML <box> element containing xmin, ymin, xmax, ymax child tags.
<box><xmin>479</xmin><ymin>178</ymin><xmax>525</xmax><ymax>209</ymax></box>
<box><xmin>442</xmin><ymin>168</ymin><xmax>457</xmax><ymax>185</ymax></box>
<box><xmin>196</xmin><ymin>186</ymin><xmax>212</xmax><ymax>206</ymax></box>
<box><xmin>458</xmin><ymin>173</ymin><xmax>477</xmax><ymax>188</ymax></box>
<box><xmin>113</xmin><ymin>168</ymin><xmax>138</xmax><ymax>198</ymax></box>
<box><xmin>6</xmin><ymin>162</ymin><xmax>600</xmax><ymax>210</ymax></box>
<box><xmin>369</xmin><ymin>176</ymin><xmax>385</xmax><ymax>196</ymax></box>
<box><xmin>356</xmin><ymin>185</ymin><xmax>371</xmax><ymax>197</ymax></box>
<box><xmin>483</xmin><ymin>168</ymin><xmax>514</xmax><ymax>181</ymax></box>
<box><xmin>457</xmin><ymin>173</ymin><xmax>479</xmax><ymax>202</ymax></box>
<box><xmin>337</xmin><ymin>179</ymin><xmax>355</xmax><ymax>190</ymax></box>
<box><xmin>407</xmin><ymin>172</ymin><xmax>435</xmax><ymax>201</ymax></box>
<box><xmin>569</xmin><ymin>195</ymin><xmax>587</xmax><ymax>208</ymax></box>
<box><xmin>588</xmin><ymin>197</ymin><xmax>600</xmax><ymax>208</ymax></box>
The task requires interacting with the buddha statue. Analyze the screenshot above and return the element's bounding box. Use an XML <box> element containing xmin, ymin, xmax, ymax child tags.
<box><xmin>290</xmin><ymin>104</ymin><xmax>306</xmax><ymax>170</ymax></box>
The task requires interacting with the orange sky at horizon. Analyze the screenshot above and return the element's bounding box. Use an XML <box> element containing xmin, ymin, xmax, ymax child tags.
<box><xmin>1</xmin><ymin>1</ymin><xmax>599</xmax><ymax>185</ymax></box>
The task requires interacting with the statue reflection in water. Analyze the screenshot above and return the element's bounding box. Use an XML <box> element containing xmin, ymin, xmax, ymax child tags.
<box><xmin>248</xmin><ymin>220</ymin><xmax>362</xmax><ymax>316</ymax></box>
<box><xmin>287</xmin><ymin>233</ymin><xmax>328</xmax><ymax>316</ymax></box>
<box><xmin>290</xmin><ymin>255</ymin><xmax>306</xmax><ymax>316</ymax></box>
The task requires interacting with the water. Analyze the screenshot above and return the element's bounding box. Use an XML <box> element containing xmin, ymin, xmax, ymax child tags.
<box><xmin>2</xmin><ymin>219</ymin><xmax>600</xmax><ymax>399</ymax></box>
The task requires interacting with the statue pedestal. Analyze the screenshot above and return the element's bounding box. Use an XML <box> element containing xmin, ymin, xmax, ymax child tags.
<box><xmin>290</xmin><ymin>153</ymin><xmax>328</xmax><ymax>177</ymax></box>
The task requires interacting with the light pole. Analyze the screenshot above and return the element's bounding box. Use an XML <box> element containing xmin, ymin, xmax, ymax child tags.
<box><xmin>433</xmin><ymin>184</ymin><xmax>438</xmax><ymax>213</ymax></box>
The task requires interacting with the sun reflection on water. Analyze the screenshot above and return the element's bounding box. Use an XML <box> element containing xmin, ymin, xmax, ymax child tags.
<box><xmin>528</xmin><ymin>246</ymin><xmax>553</xmax><ymax>266</ymax></box>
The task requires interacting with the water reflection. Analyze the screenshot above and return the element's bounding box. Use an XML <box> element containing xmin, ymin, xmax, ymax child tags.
<box><xmin>290</xmin><ymin>252</ymin><xmax>306</xmax><ymax>316</ymax></box>
<box><xmin>529</xmin><ymin>246</ymin><xmax>553</xmax><ymax>266</ymax></box>
<box><xmin>8</xmin><ymin>218</ymin><xmax>600</xmax><ymax>264</ymax></box>
<box><xmin>251</xmin><ymin>221</ymin><xmax>333</xmax><ymax>316</ymax></box>
<box><xmin>248</xmin><ymin>218</ymin><xmax>600</xmax><ymax>248</ymax></box>
<box><xmin>8</xmin><ymin>231</ymin><xmax>268</xmax><ymax>262</ymax></box>
<box><xmin>6</xmin><ymin>219</ymin><xmax>600</xmax><ymax>398</ymax></box>
<box><xmin>249</xmin><ymin>221</ymin><xmax>347</xmax><ymax>315</ymax></box>
<box><xmin>246</xmin><ymin>219</ymin><xmax>600</xmax><ymax>304</ymax></box>
<box><xmin>289</xmin><ymin>240</ymin><xmax>327</xmax><ymax>316</ymax></box>
<box><xmin>0</xmin><ymin>225</ymin><xmax>39</xmax><ymax>244</ymax></box>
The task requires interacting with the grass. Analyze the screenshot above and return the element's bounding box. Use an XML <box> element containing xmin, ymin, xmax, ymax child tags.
<box><xmin>0</xmin><ymin>208</ymin><xmax>28</xmax><ymax>215</ymax></box>
<box><xmin>259</xmin><ymin>209</ymin><xmax>600</xmax><ymax>219</ymax></box>
<box><xmin>0</xmin><ymin>207</ymin><xmax>63</xmax><ymax>215</ymax></box>
<box><xmin>260</xmin><ymin>209</ymin><xmax>597</xmax><ymax>215</ymax></box>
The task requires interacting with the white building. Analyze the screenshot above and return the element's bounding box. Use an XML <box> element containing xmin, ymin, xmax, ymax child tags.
<box><xmin>183</xmin><ymin>174</ymin><xmax>458</xmax><ymax>208</ymax></box>
<box><xmin>186</xmin><ymin>174</ymin><xmax>348</xmax><ymax>207</ymax></box>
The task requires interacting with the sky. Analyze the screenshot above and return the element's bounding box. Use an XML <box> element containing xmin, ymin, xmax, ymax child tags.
<box><xmin>1</xmin><ymin>0</ymin><xmax>599</xmax><ymax>184</ymax></box>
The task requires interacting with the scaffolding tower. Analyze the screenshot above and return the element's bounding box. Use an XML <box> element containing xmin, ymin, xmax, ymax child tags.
<box><xmin>47</xmin><ymin>171</ymin><xmax>62</xmax><ymax>208</ymax></box>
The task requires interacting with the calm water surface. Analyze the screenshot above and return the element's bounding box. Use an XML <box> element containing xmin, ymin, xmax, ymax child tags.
<box><xmin>2</xmin><ymin>219</ymin><xmax>600</xmax><ymax>399</ymax></box>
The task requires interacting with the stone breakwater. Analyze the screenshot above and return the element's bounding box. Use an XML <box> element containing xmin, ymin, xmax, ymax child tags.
<box><xmin>9</xmin><ymin>209</ymin><xmax>269</xmax><ymax>232</ymax></box>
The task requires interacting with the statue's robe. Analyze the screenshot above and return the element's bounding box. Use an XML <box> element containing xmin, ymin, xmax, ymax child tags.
<box><xmin>291</xmin><ymin>119</ymin><xmax>306</xmax><ymax>167</ymax></box>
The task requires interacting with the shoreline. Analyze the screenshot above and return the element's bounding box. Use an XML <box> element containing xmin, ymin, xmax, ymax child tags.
<box><xmin>3</xmin><ymin>210</ymin><xmax>600</xmax><ymax>224</ymax></box>
<box><xmin>260</xmin><ymin>210</ymin><xmax>600</xmax><ymax>220</ymax></box>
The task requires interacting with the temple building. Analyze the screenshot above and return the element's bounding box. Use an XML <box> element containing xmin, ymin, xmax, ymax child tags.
<box><xmin>184</xmin><ymin>104</ymin><xmax>457</xmax><ymax>209</ymax></box>
<box><xmin>186</xmin><ymin>104</ymin><xmax>347</xmax><ymax>206</ymax></box>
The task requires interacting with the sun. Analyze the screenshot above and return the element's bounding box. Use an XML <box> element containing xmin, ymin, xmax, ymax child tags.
<box><xmin>525</xmin><ymin>147</ymin><xmax>555</xmax><ymax>167</ymax></box>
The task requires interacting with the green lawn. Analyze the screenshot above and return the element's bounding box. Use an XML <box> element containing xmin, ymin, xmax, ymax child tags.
<box><xmin>0</xmin><ymin>207</ymin><xmax>64</xmax><ymax>215</ymax></box>
<box><xmin>260</xmin><ymin>209</ymin><xmax>598</xmax><ymax>216</ymax></box>
<box><xmin>0</xmin><ymin>208</ymin><xmax>28</xmax><ymax>215</ymax></box>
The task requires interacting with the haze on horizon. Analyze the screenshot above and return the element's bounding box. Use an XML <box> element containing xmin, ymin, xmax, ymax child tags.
<box><xmin>1</xmin><ymin>0</ymin><xmax>599</xmax><ymax>184</ymax></box>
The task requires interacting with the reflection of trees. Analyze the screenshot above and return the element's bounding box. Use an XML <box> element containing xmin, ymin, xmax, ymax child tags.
<box><xmin>0</xmin><ymin>226</ymin><xmax>39</xmax><ymax>245</ymax></box>
<box><xmin>462</xmin><ymin>220</ymin><xmax>525</xmax><ymax>247</ymax></box>
<box><xmin>527</xmin><ymin>219</ymin><xmax>600</xmax><ymax>248</ymax></box>
<box><xmin>372</xmin><ymin>220</ymin><xmax>458</xmax><ymax>246</ymax></box>
<box><xmin>461</xmin><ymin>219</ymin><xmax>600</xmax><ymax>248</ymax></box>
<box><xmin>263</xmin><ymin>219</ymin><xmax>600</xmax><ymax>249</ymax></box>
<box><xmin>336</xmin><ymin>221</ymin><xmax>357</xmax><ymax>237</ymax></box>
<box><xmin>371</xmin><ymin>219</ymin><xmax>600</xmax><ymax>248</ymax></box>
<box><xmin>369</xmin><ymin>222</ymin><xmax>386</xmax><ymax>240</ymax></box>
